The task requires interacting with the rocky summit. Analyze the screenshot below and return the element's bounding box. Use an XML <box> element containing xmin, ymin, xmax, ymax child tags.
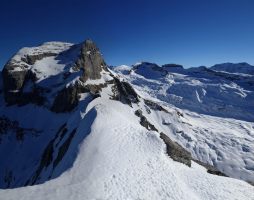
<box><xmin>0</xmin><ymin>40</ymin><xmax>253</xmax><ymax>200</ymax></box>
<box><xmin>2</xmin><ymin>40</ymin><xmax>106</xmax><ymax>107</ymax></box>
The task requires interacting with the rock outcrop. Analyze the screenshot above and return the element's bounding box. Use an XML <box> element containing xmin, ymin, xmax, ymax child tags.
<box><xmin>134</xmin><ymin>109</ymin><xmax>158</xmax><ymax>131</ymax></box>
<box><xmin>193</xmin><ymin>159</ymin><xmax>228</xmax><ymax>177</ymax></box>
<box><xmin>74</xmin><ymin>39</ymin><xmax>106</xmax><ymax>82</ymax></box>
<box><xmin>51</xmin><ymin>83</ymin><xmax>90</xmax><ymax>113</ymax></box>
<box><xmin>2</xmin><ymin>66</ymin><xmax>44</xmax><ymax>106</ymax></box>
<box><xmin>134</xmin><ymin>109</ymin><xmax>192</xmax><ymax>167</ymax></box>
<box><xmin>2</xmin><ymin>39</ymin><xmax>108</xmax><ymax>109</ymax></box>
<box><xmin>160</xmin><ymin>133</ymin><xmax>192</xmax><ymax>167</ymax></box>
<box><xmin>22</xmin><ymin>52</ymin><xmax>57</xmax><ymax>65</ymax></box>
<box><xmin>2</xmin><ymin>67</ymin><xmax>28</xmax><ymax>92</ymax></box>
<box><xmin>1</xmin><ymin>51</ymin><xmax>52</xmax><ymax>105</ymax></box>
<box><xmin>2</xmin><ymin>50</ymin><xmax>58</xmax><ymax>95</ymax></box>
<box><xmin>144</xmin><ymin>99</ymin><xmax>168</xmax><ymax>113</ymax></box>
<box><xmin>111</xmin><ymin>77</ymin><xmax>139</xmax><ymax>105</ymax></box>
<box><xmin>51</xmin><ymin>82</ymin><xmax>106</xmax><ymax>113</ymax></box>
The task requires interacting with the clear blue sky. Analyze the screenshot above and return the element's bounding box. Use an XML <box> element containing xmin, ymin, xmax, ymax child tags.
<box><xmin>1</xmin><ymin>0</ymin><xmax>254</xmax><ymax>68</ymax></box>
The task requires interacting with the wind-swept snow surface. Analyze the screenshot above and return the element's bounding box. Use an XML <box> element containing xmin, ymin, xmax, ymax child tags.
<box><xmin>113</xmin><ymin>63</ymin><xmax>254</xmax><ymax>184</ymax></box>
<box><xmin>0</xmin><ymin>41</ymin><xmax>254</xmax><ymax>200</ymax></box>
<box><xmin>0</xmin><ymin>94</ymin><xmax>253</xmax><ymax>200</ymax></box>
<box><xmin>210</xmin><ymin>62</ymin><xmax>254</xmax><ymax>75</ymax></box>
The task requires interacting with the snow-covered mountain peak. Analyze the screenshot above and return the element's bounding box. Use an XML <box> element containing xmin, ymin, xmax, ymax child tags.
<box><xmin>210</xmin><ymin>62</ymin><xmax>254</xmax><ymax>75</ymax></box>
<box><xmin>133</xmin><ymin>61</ymin><xmax>161</xmax><ymax>69</ymax></box>
<box><xmin>0</xmin><ymin>41</ymin><xmax>253</xmax><ymax>199</ymax></box>
<box><xmin>132</xmin><ymin>62</ymin><xmax>168</xmax><ymax>79</ymax></box>
<box><xmin>8</xmin><ymin>41</ymin><xmax>74</xmax><ymax>68</ymax></box>
<box><xmin>1</xmin><ymin>39</ymin><xmax>112</xmax><ymax>109</ymax></box>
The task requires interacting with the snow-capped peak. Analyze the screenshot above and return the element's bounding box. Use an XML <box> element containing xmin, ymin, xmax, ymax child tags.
<box><xmin>0</xmin><ymin>40</ymin><xmax>253</xmax><ymax>200</ymax></box>
<box><xmin>210</xmin><ymin>62</ymin><xmax>254</xmax><ymax>75</ymax></box>
<box><xmin>10</xmin><ymin>42</ymin><xmax>74</xmax><ymax>67</ymax></box>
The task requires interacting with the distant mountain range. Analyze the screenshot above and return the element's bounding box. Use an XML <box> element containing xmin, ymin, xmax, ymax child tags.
<box><xmin>211</xmin><ymin>62</ymin><xmax>254</xmax><ymax>75</ymax></box>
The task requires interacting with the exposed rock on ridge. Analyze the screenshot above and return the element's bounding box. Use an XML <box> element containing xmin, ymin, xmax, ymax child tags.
<box><xmin>1</xmin><ymin>39</ymin><xmax>108</xmax><ymax>110</ymax></box>
<box><xmin>134</xmin><ymin>109</ymin><xmax>192</xmax><ymax>167</ymax></box>
<box><xmin>74</xmin><ymin>39</ymin><xmax>106</xmax><ymax>82</ymax></box>
<box><xmin>111</xmin><ymin>77</ymin><xmax>139</xmax><ymax>106</ymax></box>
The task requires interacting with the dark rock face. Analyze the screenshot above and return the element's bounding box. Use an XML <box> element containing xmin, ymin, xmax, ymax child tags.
<box><xmin>111</xmin><ymin>77</ymin><xmax>139</xmax><ymax>105</ymax></box>
<box><xmin>51</xmin><ymin>83</ymin><xmax>89</xmax><ymax>113</ymax></box>
<box><xmin>2</xmin><ymin>51</ymin><xmax>61</xmax><ymax>106</ymax></box>
<box><xmin>50</xmin><ymin>40</ymin><xmax>109</xmax><ymax>113</ymax></box>
<box><xmin>75</xmin><ymin>40</ymin><xmax>106</xmax><ymax>82</ymax></box>
<box><xmin>193</xmin><ymin>159</ymin><xmax>228</xmax><ymax>177</ymax></box>
<box><xmin>160</xmin><ymin>133</ymin><xmax>192</xmax><ymax>167</ymax></box>
<box><xmin>2</xmin><ymin>64</ymin><xmax>42</xmax><ymax>105</ymax></box>
<box><xmin>135</xmin><ymin>110</ymin><xmax>158</xmax><ymax>131</ymax></box>
<box><xmin>2</xmin><ymin>51</ymin><xmax>54</xmax><ymax>94</ymax></box>
<box><xmin>22</xmin><ymin>53</ymin><xmax>57</xmax><ymax>65</ymax></box>
<box><xmin>144</xmin><ymin>99</ymin><xmax>168</xmax><ymax>113</ymax></box>
<box><xmin>134</xmin><ymin>109</ymin><xmax>192</xmax><ymax>167</ymax></box>
<box><xmin>50</xmin><ymin>40</ymin><xmax>110</xmax><ymax>113</ymax></box>
<box><xmin>2</xmin><ymin>68</ymin><xmax>27</xmax><ymax>92</ymax></box>
<box><xmin>51</xmin><ymin>82</ymin><xmax>105</xmax><ymax>113</ymax></box>
<box><xmin>135</xmin><ymin>107</ymin><xmax>228</xmax><ymax>173</ymax></box>
<box><xmin>2</xmin><ymin>39</ymin><xmax>107</xmax><ymax>109</ymax></box>
<box><xmin>85</xmin><ymin>83</ymin><xmax>107</xmax><ymax>94</ymax></box>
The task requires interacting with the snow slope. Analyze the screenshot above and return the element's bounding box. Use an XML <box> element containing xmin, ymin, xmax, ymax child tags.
<box><xmin>0</xmin><ymin>88</ymin><xmax>253</xmax><ymax>200</ymax></box>
<box><xmin>0</xmin><ymin>42</ymin><xmax>253</xmax><ymax>200</ymax></box>
<box><xmin>210</xmin><ymin>62</ymin><xmax>254</xmax><ymax>75</ymax></box>
<box><xmin>114</xmin><ymin>63</ymin><xmax>254</xmax><ymax>121</ymax></box>
<box><xmin>113</xmin><ymin>63</ymin><xmax>254</xmax><ymax>183</ymax></box>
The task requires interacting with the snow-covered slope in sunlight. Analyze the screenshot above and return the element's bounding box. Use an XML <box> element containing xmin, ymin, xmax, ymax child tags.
<box><xmin>211</xmin><ymin>62</ymin><xmax>254</xmax><ymax>75</ymax></box>
<box><xmin>0</xmin><ymin>90</ymin><xmax>253</xmax><ymax>200</ymax></box>
<box><xmin>0</xmin><ymin>41</ymin><xmax>253</xmax><ymax>200</ymax></box>
<box><xmin>116</xmin><ymin>62</ymin><xmax>254</xmax><ymax>121</ymax></box>
<box><xmin>113</xmin><ymin>62</ymin><xmax>254</xmax><ymax>184</ymax></box>
<box><xmin>0</xmin><ymin>39</ymin><xmax>113</xmax><ymax>188</ymax></box>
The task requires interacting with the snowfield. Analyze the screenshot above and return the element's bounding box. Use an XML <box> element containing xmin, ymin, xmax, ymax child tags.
<box><xmin>210</xmin><ymin>62</ymin><xmax>254</xmax><ymax>75</ymax></box>
<box><xmin>114</xmin><ymin>64</ymin><xmax>254</xmax><ymax>122</ymax></box>
<box><xmin>0</xmin><ymin>93</ymin><xmax>253</xmax><ymax>200</ymax></box>
<box><xmin>113</xmin><ymin>63</ymin><xmax>254</xmax><ymax>183</ymax></box>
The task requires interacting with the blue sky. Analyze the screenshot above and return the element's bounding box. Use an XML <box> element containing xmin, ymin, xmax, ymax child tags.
<box><xmin>0</xmin><ymin>0</ymin><xmax>254</xmax><ymax>68</ymax></box>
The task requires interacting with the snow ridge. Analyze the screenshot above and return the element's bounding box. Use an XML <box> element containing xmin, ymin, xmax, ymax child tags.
<box><xmin>0</xmin><ymin>43</ymin><xmax>253</xmax><ymax>200</ymax></box>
